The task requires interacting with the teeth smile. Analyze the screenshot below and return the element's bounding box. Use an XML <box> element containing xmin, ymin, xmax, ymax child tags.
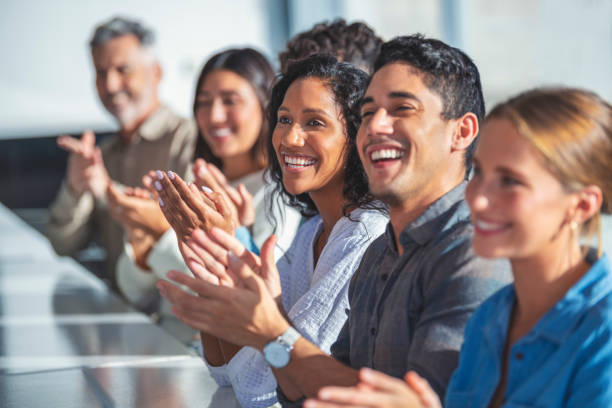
<box><xmin>370</xmin><ymin>149</ymin><xmax>404</xmax><ymax>161</ymax></box>
<box><xmin>211</xmin><ymin>128</ymin><xmax>232</xmax><ymax>138</ymax></box>
<box><xmin>283</xmin><ymin>154</ymin><xmax>316</xmax><ymax>168</ymax></box>
<box><xmin>475</xmin><ymin>220</ymin><xmax>506</xmax><ymax>231</ymax></box>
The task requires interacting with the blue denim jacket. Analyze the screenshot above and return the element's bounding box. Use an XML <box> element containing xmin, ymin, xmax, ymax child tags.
<box><xmin>446</xmin><ymin>252</ymin><xmax>612</xmax><ymax>407</ymax></box>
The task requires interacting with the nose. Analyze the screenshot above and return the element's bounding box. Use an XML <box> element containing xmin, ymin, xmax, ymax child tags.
<box><xmin>101</xmin><ymin>69</ymin><xmax>123</xmax><ymax>94</ymax></box>
<box><xmin>210</xmin><ymin>99</ymin><xmax>227</xmax><ymax>124</ymax></box>
<box><xmin>367</xmin><ymin>108</ymin><xmax>393</xmax><ymax>136</ymax></box>
<box><xmin>282</xmin><ymin>124</ymin><xmax>304</xmax><ymax>147</ymax></box>
<box><xmin>466</xmin><ymin>179</ymin><xmax>490</xmax><ymax>213</ymax></box>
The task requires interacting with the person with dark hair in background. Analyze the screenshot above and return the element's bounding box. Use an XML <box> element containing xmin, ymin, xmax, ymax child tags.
<box><xmin>279</xmin><ymin>18</ymin><xmax>383</xmax><ymax>74</ymax></box>
<box><xmin>46</xmin><ymin>16</ymin><xmax>196</xmax><ymax>287</ymax></box>
<box><xmin>155</xmin><ymin>54</ymin><xmax>389</xmax><ymax>407</ymax></box>
<box><xmin>112</xmin><ymin>48</ymin><xmax>301</xmax><ymax>340</ymax></box>
<box><xmin>156</xmin><ymin>34</ymin><xmax>512</xmax><ymax>406</ymax></box>
<box><xmin>306</xmin><ymin>89</ymin><xmax>612</xmax><ymax>408</ymax></box>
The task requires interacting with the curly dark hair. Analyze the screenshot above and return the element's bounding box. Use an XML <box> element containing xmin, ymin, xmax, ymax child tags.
<box><xmin>267</xmin><ymin>54</ymin><xmax>384</xmax><ymax>219</ymax></box>
<box><xmin>279</xmin><ymin>19</ymin><xmax>382</xmax><ymax>74</ymax></box>
<box><xmin>374</xmin><ymin>34</ymin><xmax>485</xmax><ymax>177</ymax></box>
<box><xmin>192</xmin><ymin>48</ymin><xmax>275</xmax><ymax>170</ymax></box>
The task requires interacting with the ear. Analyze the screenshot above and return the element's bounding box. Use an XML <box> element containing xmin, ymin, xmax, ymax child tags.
<box><xmin>154</xmin><ymin>62</ymin><xmax>163</xmax><ymax>82</ymax></box>
<box><xmin>571</xmin><ymin>185</ymin><xmax>603</xmax><ymax>225</ymax></box>
<box><xmin>451</xmin><ymin>112</ymin><xmax>479</xmax><ymax>153</ymax></box>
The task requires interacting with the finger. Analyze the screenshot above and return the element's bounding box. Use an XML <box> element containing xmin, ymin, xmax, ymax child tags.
<box><xmin>359</xmin><ymin>368</ymin><xmax>408</xmax><ymax>393</ymax></box>
<box><xmin>227</xmin><ymin>251</ymin><xmax>267</xmax><ymax>291</ymax></box>
<box><xmin>315</xmin><ymin>386</ymin><xmax>374</xmax><ymax>407</ymax></box>
<box><xmin>260</xmin><ymin>235</ymin><xmax>276</xmax><ymax>266</ymax></box>
<box><xmin>167</xmin><ymin>171</ymin><xmax>218</xmax><ymax>224</ymax></box>
<box><xmin>92</xmin><ymin>147</ymin><xmax>104</xmax><ymax>165</ymax></box>
<box><xmin>207</xmin><ymin>162</ymin><xmax>229</xmax><ymax>186</ymax></box>
<box><xmin>205</xmin><ymin>191</ymin><xmax>234</xmax><ymax>223</ymax></box>
<box><xmin>208</xmin><ymin>227</ymin><xmax>248</xmax><ymax>257</ymax></box>
<box><xmin>187</xmin><ymin>234</ymin><xmax>234</xmax><ymax>284</ymax></box>
<box><xmin>304</xmin><ymin>398</ymin><xmax>365</xmax><ymax>408</ymax></box>
<box><xmin>106</xmin><ymin>183</ymin><xmax>121</xmax><ymax>205</ymax></box>
<box><xmin>190</xmin><ymin>229</ymin><xmax>229</xmax><ymax>264</ymax></box>
<box><xmin>188</xmin><ymin>183</ymin><xmax>215</xmax><ymax>209</ymax></box>
<box><xmin>154</xmin><ymin>171</ymin><xmax>197</xmax><ymax>236</ymax></box>
<box><xmin>194</xmin><ymin>160</ymin><xmax>222</xmax><ymax>191</ymax></box>
<box><xmin>404</xmin><ymin>372</ymin><xmax>440</xmax><ymax>407</ymax></box>
<box><xmin>81</xmin><ymin>129</ymin><xmax>96</xmax><ymax>146</ymax></box>
<box><xmin>237</xmin><ymin>183</ymin><xmax>253</xmax><ymax>207</ymax></box>
<box><xmin>171</xmin><ymin>307</ymin><xmax>216</xmax><ymax>333</ymax></box>
<box><xmin>57</xmin><ymin>135</ymin><xmax>83</xmax><ymax>154</ymax></box>
<box><xmin>185</xmin><ymin>258</ymin><xmax>222</xmax><ymax>285</ymax></box>
<box><xmin>162</xmin><ymin>270</ymin><xmax>229</xmax><ymax>301</ymax></box>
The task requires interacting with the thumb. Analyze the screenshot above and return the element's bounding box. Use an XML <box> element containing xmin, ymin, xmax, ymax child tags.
<box><xmin>260</xmin><ymin>234</ymin><xmax>277</xmax><ymax>274</ymax></box>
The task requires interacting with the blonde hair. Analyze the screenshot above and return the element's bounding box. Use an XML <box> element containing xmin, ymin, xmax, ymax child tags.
<box><xmin>486</xmin><ymin>87</ymin><xmax>612</xmax><ymax>257</ymax></box>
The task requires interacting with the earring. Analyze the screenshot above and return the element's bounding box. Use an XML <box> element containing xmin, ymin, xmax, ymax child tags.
<box><xmin>570</xmin><ymin>220</ymin><xmax>578</xmax><ymax>231</ymax></box>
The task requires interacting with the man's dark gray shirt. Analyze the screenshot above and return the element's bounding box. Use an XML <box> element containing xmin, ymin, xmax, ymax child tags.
<box><xmin>330</xmin><ymin>182</ymin><xmax>511</xmax><ymax>399</ymax></box>
<box><xmin>278</xmin><ymin>182</ymin><xmax>511</xmax><ymax>406</ymax></box>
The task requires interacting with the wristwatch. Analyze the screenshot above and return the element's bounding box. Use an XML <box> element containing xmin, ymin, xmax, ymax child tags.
<box><xmin>263</xmin><ymin>326</ymin><xmax>301</xmax><ymax>368</ymax></box>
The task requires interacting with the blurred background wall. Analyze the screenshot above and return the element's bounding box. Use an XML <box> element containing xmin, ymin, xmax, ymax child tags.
<box><xmin>0</xmin><ymin>0</ymin><xmax>610</xmax><ymax>252</ymax></box>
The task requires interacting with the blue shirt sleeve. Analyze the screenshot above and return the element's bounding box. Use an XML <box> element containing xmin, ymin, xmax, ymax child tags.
<box><xmin>235</xmin><ymin>226</ymin><xmax>259</xmax><ymax>255</ymax></box>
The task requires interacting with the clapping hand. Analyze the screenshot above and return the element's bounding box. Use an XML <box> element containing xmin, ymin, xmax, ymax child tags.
<box><xmin>193</xmin><ymin>159</ymin><xmax>255</xmax><ymax>227</ymax></box>
<box><xmin>57</xmin><ymin>130</ymin><xmax>110</xmax><ymax>200</ymax></box>
<box><xmin>303</xmin><ymin>368</ymin><xmax>442</xmax><ymax>408</ymax></box>
<box><xmin>107</xmin><ymin>183</ymin><xmax>170</xmax><ymax>238</ymax></box>
<box><xmin>156</xmin><ymin>227</ymin><xmax>288</xmax><ymax>350</ymax></box>
<box><xmin>151</xmin><ymin>170</ymin><xmax>236</xmax><ymax>243</ymax></box>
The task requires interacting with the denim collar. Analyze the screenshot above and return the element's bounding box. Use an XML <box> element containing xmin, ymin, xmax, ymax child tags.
<box><xmin>485</xmin><ymin>252</ymin><xmax>612</xmax><ymax>347</ymax></box>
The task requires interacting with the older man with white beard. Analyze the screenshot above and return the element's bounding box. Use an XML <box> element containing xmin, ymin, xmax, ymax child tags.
<box><xmin>46</xmin><ymin>17</ymin><xmax>196</xmax><ymax>287</ymax></box>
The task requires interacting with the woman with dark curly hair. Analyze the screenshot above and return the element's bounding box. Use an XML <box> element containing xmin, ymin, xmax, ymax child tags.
<box><xmin>158</xmin><ymin>54</ymin><xmax>389</xmax><ymax>407</ymax></box>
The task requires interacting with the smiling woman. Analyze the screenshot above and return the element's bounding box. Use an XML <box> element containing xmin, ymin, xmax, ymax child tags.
<box><xmin>184</xmin><ymin>55</ymin><xmax>389</xmax><ymax>407</ymax></box>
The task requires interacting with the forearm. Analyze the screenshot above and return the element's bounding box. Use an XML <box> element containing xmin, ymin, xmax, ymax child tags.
<box><xmin>200</xmin><ymin>332</ymin><xmax>225</xmax><ymax>366</ymax></box>
<box><xmin>275</xmin><ymin>337</ymin><xmax>359</xmax><ymax>401</ymax></box>
<box><xmin>46</xmin><ymin>182</ymin><xmax>94</xmax><ymax>255</ymax></box>
<box><xmin>219</xmin><ymin>339</ymin><xmax>243</xmax><ymax>362</ymax></box>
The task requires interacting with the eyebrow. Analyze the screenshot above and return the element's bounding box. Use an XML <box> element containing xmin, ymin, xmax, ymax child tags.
<box><xmin>360</xmin><ymin>91</ymin><xmax>422</xmax><ymax>109</ymax></box>
<box><xmin>277</xmin><ymin>106</ymin><xmax>332</xmax><ymax>118</ymax></box>
<box><xmin>196</xmin><ymin>90</ymin><xmax>241</xmax><ymax>98</ymax></box>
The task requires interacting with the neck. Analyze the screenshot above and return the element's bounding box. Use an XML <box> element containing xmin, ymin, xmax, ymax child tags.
<box><xmin>388</xmin><ymin>178</ymin><xmax>463</xmax><ymax>255</ymax></box>
<box><xmin>222</xmin><ymin>152</ymin><xmax>262</xmax><ymax>182</ymax></box>
<box><xmin>119</xmin><ymin>100</ymin><xmax>160</xmax><ymax>142</ymax></box>
<box><xmin>309</xmin><ymin>181</ymin><xmax>349</xmax><ymax>248</ymax></box>
<box><xmin>511</xmin><ymin>234</ymin><xmax>587</xmax><ymax>327</ymax></box>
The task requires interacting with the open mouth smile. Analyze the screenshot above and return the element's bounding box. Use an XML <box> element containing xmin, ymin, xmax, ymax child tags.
<box><xmin>282</xmin><ymin>154</ymin><xmax>317</xmax><ymax>170</ymax></box>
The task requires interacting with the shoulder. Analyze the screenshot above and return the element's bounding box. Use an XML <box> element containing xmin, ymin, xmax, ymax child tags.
<box><xmin>331</xmin><ymin>208</ymin><xmax>389</xmax><ymax>245</ymax></box>
<box><xmin>157</xmin><ymin>105</ymin><xmax>197</xmax><ymax>140</ymax></box>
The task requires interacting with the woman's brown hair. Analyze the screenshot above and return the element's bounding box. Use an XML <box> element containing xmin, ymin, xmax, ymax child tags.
<box><xmin>486</xmin><ymin>87</ymin><xmax>612</xmax><ymax>256</ymax></box>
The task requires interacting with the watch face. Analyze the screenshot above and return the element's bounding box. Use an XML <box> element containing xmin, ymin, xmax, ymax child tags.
<box><xmin>264</xmin><ymin>342</ymin><xmax>290</xmax><ymax>368</ymax></box>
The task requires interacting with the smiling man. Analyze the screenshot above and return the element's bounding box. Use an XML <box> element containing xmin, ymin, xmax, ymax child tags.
<box><xmin>46</xmin><ymin>17</ymin><xmax>196</xmax><ymax>286</ymax></box>
<box><xmin>155</xmin><ymin>34</ymin><xmax>512</xmax><ymax>406</ymax></box>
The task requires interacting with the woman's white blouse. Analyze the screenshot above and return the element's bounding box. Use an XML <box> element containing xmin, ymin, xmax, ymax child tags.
<box><xmin>206</xmin><ymin>207</ymin><xmax>388</xmax><ymax>408</ymax></box>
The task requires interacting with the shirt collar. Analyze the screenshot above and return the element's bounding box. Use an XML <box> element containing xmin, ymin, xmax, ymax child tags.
<box><xmin>397</xmin><ymin>181</ymin><xmax>469</xmax><ymax>248</ymax></box>
<box><xmin>136</xmin><ymin>105</ymin><xmax>174</xmax><ymax>142</ymax></box>
<box><xmin>529</xmin><ymin>251</ymin><xmax>612</xmax><ymax>343</ymax></box>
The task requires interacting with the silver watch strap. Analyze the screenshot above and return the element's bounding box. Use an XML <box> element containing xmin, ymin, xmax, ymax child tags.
<box><xmin>277</xmin><ymin>326</ymin><xmax>301</xmax><ymax>349</ymax></box>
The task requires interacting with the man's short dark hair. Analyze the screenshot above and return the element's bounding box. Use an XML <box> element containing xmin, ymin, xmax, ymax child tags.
<box><xmin>279</xmin><ymin>19</ymin><xmax>382</xmax><ymax>74</ymax></box>
<box><xmin>90</xmin><ymin>16</ymin><xmax>155</xmax><ymax>49</ymax></box>
<box><xmin>374</xmin><ymin>34</ymin><xmax>485</xmax><ymax>174</ymax></box>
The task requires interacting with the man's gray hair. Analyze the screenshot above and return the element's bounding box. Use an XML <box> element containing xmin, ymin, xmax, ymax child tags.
<box><xmin>89</xmin><ymin>16</ymin><xmax>155</xmax><ymax>49</ymax></box>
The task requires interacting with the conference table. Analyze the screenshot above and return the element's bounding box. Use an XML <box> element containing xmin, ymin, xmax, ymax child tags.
<box><xmin>0</xmin><ymin>203</ymin><xmax>240</xmax><ymax>407</ymax></box>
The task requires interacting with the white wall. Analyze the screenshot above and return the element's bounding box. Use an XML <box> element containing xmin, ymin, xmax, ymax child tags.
<box><xmin>0</xmin><ymin>0</ymin><xmax>272</xmax><ymax>139</ymax></box>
